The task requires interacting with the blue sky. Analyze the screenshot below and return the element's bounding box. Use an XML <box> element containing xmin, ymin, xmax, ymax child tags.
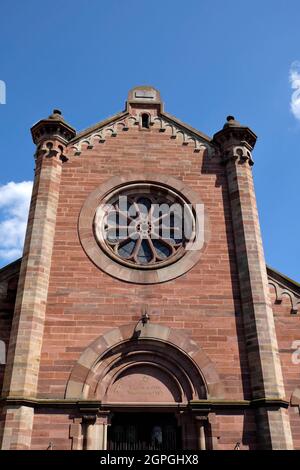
<box><xmin>0</xmin><ymin>0</ymin><xmax>299</xmax><ymax>281</ymax></box>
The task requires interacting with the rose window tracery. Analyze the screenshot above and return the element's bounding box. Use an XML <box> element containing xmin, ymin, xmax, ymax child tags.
<box><xmin>94</xmin><ymin>184</ymin><xmax>195</xmax><ymax>269</ymax></box>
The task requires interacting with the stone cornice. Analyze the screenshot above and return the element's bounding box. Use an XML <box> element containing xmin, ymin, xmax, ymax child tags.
<box><xmin>0</xmin><ymin>396</ymin><xmax>290</xmax><ymax>410</ymax></box>
<box><xmin>213</xmin><ymin>125</ymin><xmax>257</xmax><ymax>151</ymax></box>
<box><xmin>191</xmin><ymin>398</ymin><xmax>289</xmax><ymax>410</ymax></box>
<box><xmin>31</xmin><ymin>111</ymin><xmax>76</xmax><ymax>146</ymax></box>
<box><xmin>267</xmin><ymin>266</ymin><xmax>300</xmax><ymax>295</ymax></box>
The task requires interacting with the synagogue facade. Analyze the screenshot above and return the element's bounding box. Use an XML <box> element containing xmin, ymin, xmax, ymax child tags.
<box><xmin>0</xmin><ymin>86</ymin><xmax>299</xmax><ymax>450</ymax></box>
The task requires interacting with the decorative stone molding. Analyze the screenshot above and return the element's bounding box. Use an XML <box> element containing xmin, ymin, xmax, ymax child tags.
<box><xmin>0</xmin><ymin>396</ymin><xmax>288</xmax><ymax>410</ymax></box>
<box><xmin>65</xmin><ymin>322</ymin><xmax>224</xmax><ymax>401</ymax></box>
<box><xmin>268</xmin><ymin>271</ymin><xmax>300</xmax><ymax>315</ymax></box>
<box><xmin>35</xmin><ymin>140</ymin><xmax>69</xmax><ymax>162</ymax></box>
<box><xmin>222</xmin><ymin>143</ymin><xmax>254</xmax><ymax>166</ymax></box>
<box><xmin>78</xmin><ymin>174</ymin><xmax>210</xmax><ymax>284</ymax></box>
<box><xmin>269</xmin><ymin>280</ymin><xmax>300</xmax><ymax>314</ymax></box>
<box><xmin>70</xmin><ymin>113</ymin><xmax>214</xmax><ymax>156</ymax></box>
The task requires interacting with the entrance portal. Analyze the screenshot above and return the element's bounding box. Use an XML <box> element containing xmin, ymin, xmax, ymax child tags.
<box><xmin>108</xmin><ymin>413</ymin><xmax>181</xmax><ymax>451</ymax></box>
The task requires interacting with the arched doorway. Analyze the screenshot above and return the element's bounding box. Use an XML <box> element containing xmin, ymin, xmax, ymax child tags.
<box><xmin>66</xmin><ymin>322</ymin><xmax>223</xmax><ymax>450</ymax></box>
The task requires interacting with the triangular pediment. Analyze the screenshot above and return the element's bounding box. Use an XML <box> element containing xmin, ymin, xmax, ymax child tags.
<box><xmin>68</xmin><ymin>109</ymin><xmax>217</xmax><ymax>157</ymax></box>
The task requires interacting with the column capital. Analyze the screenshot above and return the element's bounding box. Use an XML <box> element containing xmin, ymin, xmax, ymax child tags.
<box><xmin>96</xmin><ymin>410</ymin><xmax>111</xmax><ymax>426</ymax></box>
<box><xmin>80</xmin><ymin>409</ymin><xmax>111</xmax><ymax>426</ymax></box>
<box><xmin>82</xmin><ymin>414</ymin><xmax>97</xmax><ymax>425</ymax></box>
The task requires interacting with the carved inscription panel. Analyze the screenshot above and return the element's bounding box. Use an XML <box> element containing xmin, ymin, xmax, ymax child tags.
<box><xmin>107</xmin><ymin>365</ymin><xmax>181</xmax><ymax>403</ymax></box>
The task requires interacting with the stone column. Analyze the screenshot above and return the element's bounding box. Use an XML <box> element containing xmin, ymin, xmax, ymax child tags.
<box><xmin>95</xmin><ymin>412</ymin><xmax>111</xmax><ymax>450</ymax></box>
<box><xmin>213</xmin><ymin>117</ymin><xmax>293</xmax><ymax>449</ymax></box>
<box><xmin>207</xmin><ymin>412</ymin><xmax>219</xmax><ymax>450</ymax></box>
<box><xmin>83</xmin><ymin>411</ymin><xmax>110</xmax><ymax>450</ymax></box>
<box><xmin>83</xmin><ymin>415</ymin><xmax>97</xmax><ymax>450</ymax></box>
<box><xmin>195</xmin><ymin>417</ymin><xmax>207</xmax><ymax>450</ymax></box>
<box><xmin>0</xmin><ymin>110</ymin><xmax>75</xmax><ymax>450</ymax></box>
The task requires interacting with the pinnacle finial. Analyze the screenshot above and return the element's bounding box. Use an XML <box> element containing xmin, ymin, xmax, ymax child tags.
<box><xmin>223</xmin><ymin>115</ymin><xmax>242</xmax><ymax>129</ymax></box>
<box><xmin>48</xmin><ymin>109</ymin><xmax>64</xmax><ymax>120</ymax></box>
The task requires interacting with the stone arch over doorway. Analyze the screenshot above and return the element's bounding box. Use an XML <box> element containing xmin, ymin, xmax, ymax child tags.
<box><xmin>65</xmin><ymin>322</ymin><xmax>224</xmax><ymax>401</ymax></box>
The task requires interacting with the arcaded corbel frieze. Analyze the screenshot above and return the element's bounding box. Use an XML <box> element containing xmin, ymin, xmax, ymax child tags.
<box><xmin>70</xmin><ymin>114</ymin><xmax>216</xmax><ymax>157</ymax></box>
<box><xmin>268</xmin><ymin>279</ymin><xmax>300</xmax><ymax>315</ymax></box>
<box><xmin>70</xmin><ymin>117</ymin><xmax>130</xmax><ymax>155</ymax></box>
<box><xmin>35</xmin><ymin>140</ymin><xmax>69</xmax><ymax>162</ymax></box>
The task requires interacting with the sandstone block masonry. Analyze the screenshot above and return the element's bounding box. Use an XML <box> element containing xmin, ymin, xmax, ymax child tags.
<box><xmin>0</xmin><ymin>87</ymin><xmax>299</xmax><ymax>450</ymax></box>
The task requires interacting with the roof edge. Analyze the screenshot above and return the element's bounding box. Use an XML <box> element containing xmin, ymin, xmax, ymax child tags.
<box><xmin>161</xmin><ymin>111</ymin><xmax>213</xmax><ymax>144</ymax></box>
<box><xmin>69</xmin><ymin>110</ymin><xmax>128</xmax><ymax>144</ymax></box>
<box><xmin>68</xmin><ymin>109</ymin><xmax>215</xmax><ymax>147</ymax></box>
<box><xmin>267</xmin><ymin>265</ymin><xmax>300</xmax><ymax>295</ymax></box>
<box><xmin>0</xmin><ymin>258</ymin><xmax>22</xmax><ymax>281</ymax></box>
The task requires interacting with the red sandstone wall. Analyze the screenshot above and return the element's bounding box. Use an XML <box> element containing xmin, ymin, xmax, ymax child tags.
<box><xmin>270</xmin><ymin>285</ymin><xmax>300</xmax><ymax>449</ymax></box>
<box><xmin>29</xmin><ymin>114</ymin><xmax>254</xmax><ymax>448</ymax></box>
<box><xmin>31</xmin><ymin>410</ymin><xmax>73</xmax><ymax>450</ymax></box>
<box><xmin>1</xmin><ymin>104</ymin><xmax>298</xmax><ymax>450</ymax></box>
<box><xmin>38</xmin><ymin>121</ymin><xmax>247</xmax><ymax>398</ymax></box>
<box><xmin>213</xmin><ymin>411</ymin><xmax>257</xmax><ymax>450</ymax></box>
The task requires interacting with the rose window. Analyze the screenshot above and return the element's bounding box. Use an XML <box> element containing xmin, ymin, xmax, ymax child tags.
<box><xmin>94</xmin><ymin>184</ymin><xmax>195</xmax><ymax>269</ymax></box>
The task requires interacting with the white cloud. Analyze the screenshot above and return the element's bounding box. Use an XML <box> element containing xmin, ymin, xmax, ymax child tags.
<box><xmin>290</xmin><ymin>61</ymin><xmax>300</xmax><ymax>120</ymax></box>
<box><xmin>0</xmin><ymin>181</ymin><xmax>33</xmax><ymax>265</ymax></box>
